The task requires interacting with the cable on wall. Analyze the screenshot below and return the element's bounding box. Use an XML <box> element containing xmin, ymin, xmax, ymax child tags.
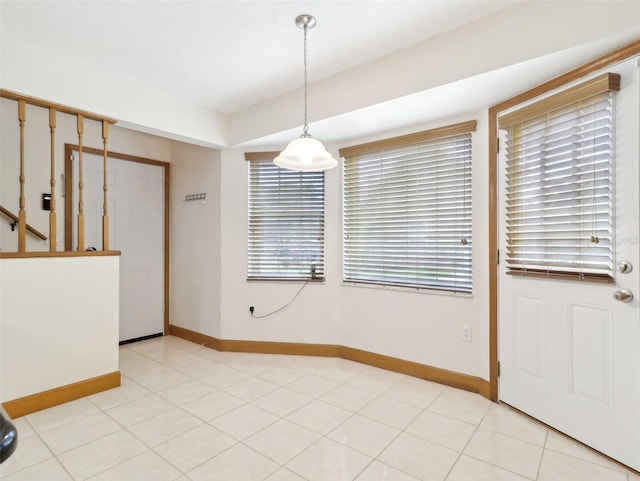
<box><xmin>250</xmin><ymin>281</ymin><xmax>309</xmax><ymax>319</ymax></box>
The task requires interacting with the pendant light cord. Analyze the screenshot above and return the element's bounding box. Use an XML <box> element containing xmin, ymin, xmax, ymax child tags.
<box><xmin>302</xmin><ymin>24</ymin><xmax>310</xmax><ymax>137</ymax></box>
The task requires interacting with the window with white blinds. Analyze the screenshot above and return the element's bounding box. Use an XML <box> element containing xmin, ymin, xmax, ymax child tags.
<box><xmin>247</xmin><ymin>153</ymin><xmax>325</xmax><ymax>281</ymax></box>
<box><xmin>499</xmin><ymin>73</ymin><xmax>620</xmax><ymax>281</ymax></box>
<box><xmin>339</xmin><ymin>121</ymin><xmax>476</xmax><ymax>293</ymax></box>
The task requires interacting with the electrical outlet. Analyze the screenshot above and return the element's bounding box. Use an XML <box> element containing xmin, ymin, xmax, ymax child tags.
<box><xmin>461</xmin><ymin>325</ymin><xmax>472</xmax><ymax>342</ymax></box>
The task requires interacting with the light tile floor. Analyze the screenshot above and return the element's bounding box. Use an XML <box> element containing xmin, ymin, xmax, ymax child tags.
<box><xmin>2</xmin><ymin>335</ymin><xmax>638</xmax><ymax>481</ymax></box>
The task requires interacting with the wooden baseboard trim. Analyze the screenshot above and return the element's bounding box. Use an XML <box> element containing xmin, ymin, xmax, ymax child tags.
<box><xmin>169</xmin><ymin>324</ymin><xmax>490</xmax><ymax>399</ymax></box>
<box><xmin>220</xmin><ymin>338</ymin><xmax>340</xmax><ymax>357</ymax></box>
<box><xmin>169</xmin><ymin>325</ymin><xmax>222</xmax><ymax>350</ymax></box>
<box><xmin>340</xmin><ymin>346</ymin><xmax>490</xmax><ymax>398</ymax></box>
<box><xmin>169</xmin><ymin>325</ymin><xmax>340</xmax><ymax>357</ymax></box>
<box><xmin>2</xmin><ymin>371</ymin><xmax>121</xmax><ymax>418</ymax></box>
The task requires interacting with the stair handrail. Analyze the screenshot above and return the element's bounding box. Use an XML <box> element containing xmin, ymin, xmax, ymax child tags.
<box><xmin>0</xmin><ymin>205</ymin><xmax>48</xmax><ymax>241</ymax></box>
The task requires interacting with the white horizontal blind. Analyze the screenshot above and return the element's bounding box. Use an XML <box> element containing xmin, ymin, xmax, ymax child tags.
<box><xmin>342</xmin><ymin>132</ymin><xmax>473</xmax><ymax>292</ymax></box>
<box><xmin>503</xmin><ymin>91</ymin><xmax>614</xmax><ymax>279</ymax></box>
<box><xmin>248</xmin><ymin>159</ymin><xmax>325</xmax><ymax>280</ymax></box>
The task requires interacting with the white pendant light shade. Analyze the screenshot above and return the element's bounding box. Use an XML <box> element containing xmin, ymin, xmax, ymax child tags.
<box><xmin>275</xmin><ymin>14</ymin><xmax>338</xmax><ymax>172</ymax></box>
<box><xmin>274</xmin><ymin>136</ymin><xmax>338</xmax><ymax>172</ymax></box>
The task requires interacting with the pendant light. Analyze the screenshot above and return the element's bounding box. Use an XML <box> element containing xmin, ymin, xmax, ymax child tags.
<box><xmin>274</xmin><ymin>14</ymin><xmax>338</xmax><ymax>172</ymax></box>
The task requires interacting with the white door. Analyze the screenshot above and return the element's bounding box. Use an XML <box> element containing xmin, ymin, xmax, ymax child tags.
<box><xmin>498</xmin><ymin>58</ymin><xmax>640</xmax><ymax>470</ymax></box>
<box><xmin>72</xmin><ymin>153</ymin><xmax>164</xmax><ymax>342</ymax></box>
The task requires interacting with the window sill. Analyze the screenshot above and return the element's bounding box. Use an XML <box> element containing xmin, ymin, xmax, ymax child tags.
<box><xmin>247</xmin><ymin>277</ymin><xmax>325</xmax><ymax>283</ymax></box>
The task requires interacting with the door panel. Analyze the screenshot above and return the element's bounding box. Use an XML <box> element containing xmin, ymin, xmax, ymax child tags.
<box><xmin>73</xmin><ymin>153</ymin><xmax>164</xmax><ymax>342</ymax></box>
<box><xmin>512</xmin><ymin>294</ymin><xmax>544</xmax><ymax>381</ymax></box>
<box><xmin>567</xmin><ymin>302</ymin><xmax>612</xmax><ymax>408</ymax></box>
<box><xmin>498</xmin><ymin>57</ymin><xmax>640</xmax><ymax>470</ymax></box>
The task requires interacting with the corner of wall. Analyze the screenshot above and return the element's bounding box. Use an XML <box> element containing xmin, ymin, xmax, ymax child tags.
<box><xmin>169</xmin><ymin>141</ymin><xmax>222</xmax><ymax>338</ymax></box>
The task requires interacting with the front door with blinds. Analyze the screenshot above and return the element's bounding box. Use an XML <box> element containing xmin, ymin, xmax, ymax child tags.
<box><xmin>498</xmin><ymin>58</ymin><xmax>640</xmax><ymax>470</ymax></box>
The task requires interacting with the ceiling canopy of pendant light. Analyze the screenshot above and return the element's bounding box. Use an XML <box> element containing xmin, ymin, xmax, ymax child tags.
<box><xmin>274</xmin><ymin>14</ymin><xmax>338</xmax><ymax>172</ymax></box>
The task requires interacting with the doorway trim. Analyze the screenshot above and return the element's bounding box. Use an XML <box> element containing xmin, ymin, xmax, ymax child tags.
<box><xmin>487</xmin><ymin>39</ymin><xmax>640</xmax><ymax>401</ymax></box>
<box><xmin>63</xmin><ymin>144</ymin><xmax>171</xmax><ymax>336</ymax></box>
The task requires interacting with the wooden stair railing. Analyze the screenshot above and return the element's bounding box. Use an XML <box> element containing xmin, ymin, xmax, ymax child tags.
<box><xmin>0</xmin><ymin>89</ymin><xmax>116</xmax><ymax>253</ymax></box>
<box><xmin>0</xmin><ymin>205</ymin><xmax>48</xmax><ymax>241</ymax></box>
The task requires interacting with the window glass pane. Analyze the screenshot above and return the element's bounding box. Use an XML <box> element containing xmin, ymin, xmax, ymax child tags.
<box><xmin>342</xmin><ymin>131</ymin><xmax>473</xmax><ymax>293</ymax></box>
<box><xmin>248</xmin><ymin>160</ymin><xmax>325</xmax><ymax>280</ymax></box>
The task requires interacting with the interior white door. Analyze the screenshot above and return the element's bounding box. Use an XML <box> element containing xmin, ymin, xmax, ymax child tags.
<box><xmin>498</xmin><ymin>58</ymin><xmax>640</xmax><ymax>470</ymax></box>
<box><xmin>73</xmin><ymin>153</ymin><xmax>164</xmax><ymax>342</ymax></box>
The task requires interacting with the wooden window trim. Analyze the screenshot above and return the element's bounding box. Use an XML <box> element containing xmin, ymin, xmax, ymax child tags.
<box><xmin>339</xmin><ymin>120</ymin><xmax>476</xmax><ymax>158</ymax></box>
<box><xmin>498</xmin><ymin>73</ymin><xmax>620</xmax><ymax>128</ymax></box>
<box><xmin>244</xmin><ymin>152</ymin><xmax>280</xmax><ymax>162</ymax></box>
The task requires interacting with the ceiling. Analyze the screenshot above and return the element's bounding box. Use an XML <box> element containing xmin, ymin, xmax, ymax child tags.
<box><xmin>2</xmin><ymin>1</ymin><xmax>639</xmax><ymax>148</ymax></box>
<box><xmin>0</xmin><ymin>0</ymin><xmax>519</xmax><ymax>114</ymax></box>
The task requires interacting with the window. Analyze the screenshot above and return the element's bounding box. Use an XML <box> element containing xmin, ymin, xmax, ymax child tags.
<box><xmin>340</xmin><ymin>121</ymin><xmax>475</xmax><ymax>293</ymax></box>
<box><xmin>499</xmin><ymin>73</ymin><xmax>619</xmax><ymax>281</ymax></box>
<box><xmin>247</xmin><ymin>152</ymin><xmax>325</xmax><ymax>280</ymax></box>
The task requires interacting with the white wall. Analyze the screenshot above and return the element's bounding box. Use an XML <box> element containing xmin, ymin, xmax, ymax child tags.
<box><xmin>217</xmin><ymin>111</ymin><xmax>489</xmax><ymax>380</ymax></box>
<box><xmin>0</xmin><ymin>255</ymin><xmax>119</xmax><ymax>402</ymax></box>
<box><xmin>0</xmin><ymin>98</ymin><xmax>172</xmax><ymax>252</ymax></box>
<box><xmin>170</xmin><ymin>141</ymin><xmax>222</xmax><ymax>338</ymax></box>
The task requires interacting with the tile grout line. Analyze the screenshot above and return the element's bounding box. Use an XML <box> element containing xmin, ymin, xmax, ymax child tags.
<box><xmin>10</xmin><ymin>336</ymin><xmax>637</xmax><ymax>481</ymax></box>
<box><xmin>440</xmin><ymin>395</ymin><xmax>494</xmax><ymax>481</ymax></box>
